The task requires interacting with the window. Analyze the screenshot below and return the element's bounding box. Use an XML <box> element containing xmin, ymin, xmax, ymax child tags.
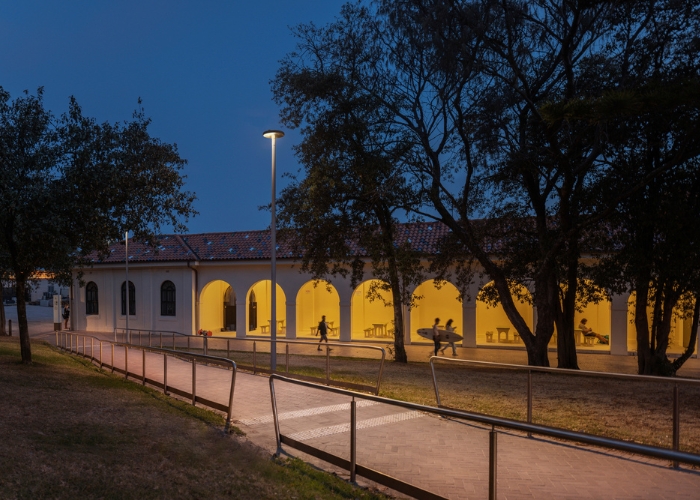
<box><xmin>121</xmin><ymin>281</ymin><xmax>135</xmax><ymax>316</ymax></box>
<box><xmin>161</xmin><ymin>281</ymin><xmax>176</xmax><ymax>316</ymax></box>
<box><xmin>86</xmin><ymin>282</ymin><xmax>99</xmax><ymax>315</ymax></box>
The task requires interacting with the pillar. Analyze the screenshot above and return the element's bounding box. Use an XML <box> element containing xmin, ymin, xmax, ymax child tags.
<box><xmin>610</xmin><ymin>292</ymin><xmax>630</xmax><ymax>356</ymax></box>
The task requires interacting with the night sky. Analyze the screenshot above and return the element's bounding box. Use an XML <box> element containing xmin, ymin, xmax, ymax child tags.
<box><xmin>0</xmin><ymin>1</ymin><xmax>343</xmax><ymax>234</ymax></box>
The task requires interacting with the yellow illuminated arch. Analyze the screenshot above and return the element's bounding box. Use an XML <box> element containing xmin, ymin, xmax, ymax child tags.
<box><xmin>200</xmin><ymin>280</ymin><xmax>235</xmax><ymax>335</ymax></box>
<box><xmin>296</xmin><ymin>281</ymin><xmax>340</xmax><ymax>338</ymax></box>
<box><xmin>351</xmin><ymin>279</ymin><xmax>394</xmax><ymax>340</ymax></box>
<box><xmin>247</xmin><ymin>280</ymin><xmax>286</xmax><ymax>337</ymax></box>
<box><xmin>476</xmin><ymin>281</ymin><xmax>533</xmax><ymax>345</ymax></box>
<box><xmin>410</xmin><ymin>280</ymin><xmax>461</xmax><ymax>343</ymax></box>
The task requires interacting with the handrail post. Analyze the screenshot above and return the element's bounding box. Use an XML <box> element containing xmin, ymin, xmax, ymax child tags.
<box><xmin>375</xmin><ymin>348</ymin><xmax>386</xmax><ymax>396</ymax></box>
<box><xmin>489</xmin><ymin>426</ymin><xmax>497</xmax><ymax>500</ymax></box>
<box><xmin>286</xmin><ymin>343</ymin><xmax>289</xmax><ymax>373</ymax></box>
<box><xmin>91</xmin><ymin>337</ymin><xmax>94</xmax><ymax>360</ymax></box>
<box><xmin>111</xmin><ymin>344</ymin><xmax>115</xmax><ymax>373</ymax></box>
<box><xmin>227</xmin><ymin>339</ymin><xmax>230</xmax><ymax>359</ymax></box>
<box><xmin>191</xmin><ymin>359</ymin><xmax>197</xmax><ymax>405</ymax></box>
<box><xmin>350</xmin><ymin>397</ymin><xmax>357</xmax><ymax>482</ymax></box>
<box><xmin>269</xmin><ymin>376</ymin><xmax>281</xmax><ymax>454</ymax></box>
<box><xmin>187</xmin><ymin>335</ymin><xmax>190</xmax><ymax>351</ymax></box>
<box><xmin>673</xmin><ymin>383</ymin><xmax>680</xmax><ymax>468</ymax></box>
<box><xmin>430</xmin><ymin>358</ymin><xmax>441</xmax><ymax>406</ymax></box>
<box><xmin>253</xmin><ymin>341</ymin><xmax>257</xmax><ymax>374</ymax></box>
<box><xmin>172</xmin><ymin>333</ymin><xmax>175</xmax><ymax>349</ymax></box>
<box><xmin>163</xmin><ymin>353</ymin><xmax>169</xmax><ymax>395</ymax></box>
<box><xmin>225</xmin><ymin>361</ymin><xmax>236</xmax><ymax>432</ymax></box>
<box><xmin>326</xmin><ymin>346</ymin><xmax>330</xmax><ymax>385</ymax></box>
<box><xmin>160</xmin><ymin>331</ymin><xmax>163</xmax><ymax>349</ymax></box>
<box><xmin>527</xmin><ymin>369</ymin><xmax>533</xmax><ymax>438</ymax></box>
<box><xmin>142</xmin><ymin>349</ymin><xmax>146</xmax><ymax>385</ymax></box>
<box><xmin>204</xmin><ymin>336</ymin><xmax>208</xmax><ymax>356</ymax></box>
<box><xmin>99</xmin><ymin>342</ymin><xmax>103</xmax><ymax>369</ymax></box>
<box><xmin>124</xmin><ymin>346</ymin><xmax>129</xmax><ymax>379</ymax></box>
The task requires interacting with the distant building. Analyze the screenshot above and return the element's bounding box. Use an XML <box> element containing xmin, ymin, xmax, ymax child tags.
<box><xmin>70</xmin><ymin>224</ymin><xmax>698</xmax><ymax>357</ymax></box>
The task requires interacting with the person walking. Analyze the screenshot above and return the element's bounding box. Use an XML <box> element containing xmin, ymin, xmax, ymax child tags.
<box><xmin>317</xmin><ymin>315</ymin><xmax>332</xmax><ymax>351</ymax></box>
<box><xmin>440</xmin><ymin>318</ymin><xmax>458</xmax><ymax>356</ymax></box>
<box><xmin>62</xmin><ymin>303</ymin><xmax>70</xmax><ymax>330</ymax></box>
<box><xmin>432</xmin><ymin>317</ymin><xmax>441</xmax><ymax>357</ymax></box>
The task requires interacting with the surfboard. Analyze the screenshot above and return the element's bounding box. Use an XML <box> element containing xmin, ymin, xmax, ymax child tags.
<box><xmin>416</xmin><ymin>328</ymin><xmax>463</xmax><ymax>343</ymax></box>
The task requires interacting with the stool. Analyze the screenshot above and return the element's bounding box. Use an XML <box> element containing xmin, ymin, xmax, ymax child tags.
<box><xmin>583</xmin><ymin>335</ymin><xmax>596</xmax><ymax>346</ymax></box>
<box><xmin>485</xmin><ymin>331</ymin><xmax>494</xmax><ymax>343</ymax></box>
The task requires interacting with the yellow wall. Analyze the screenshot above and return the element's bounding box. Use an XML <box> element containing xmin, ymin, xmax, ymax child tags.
<box><xmin>475</xmin><ymin>282</ymin><xmax>533</xmax><ymax>345</ymax></box>
<box><xmin>296</xmin><ymin>281</ymin><xmax>340</xmax><ymax>338</ymax></box>
<box><xmin>247</xmin><ymin>280</ymin><xmax>286</xmax><ymax>337</ymax></box>
<box><xmin>200</xmin><ymin>280</ymin><xmax>231</xmax><ymax>333</ymax></box>
<box><xmin>351</xmin><ymin>280</ymin><xmax>394</xmax><ymax>340</ymax></box>
<box><xmin>410</xmin><ymin>280</ymin><xmax>461</xmax><ymax>342</ymax></box>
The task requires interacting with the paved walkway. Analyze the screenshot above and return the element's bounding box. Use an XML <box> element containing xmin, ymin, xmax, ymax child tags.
<box><xmin>56</xmin><ymin>335</ymin><xmax>700</xmax><ymax>499</ymax></box>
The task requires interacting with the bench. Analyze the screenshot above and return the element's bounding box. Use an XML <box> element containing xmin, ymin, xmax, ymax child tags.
<box><xmin>583</xmin><ymin>335</ymin><xmax>597</xmax><ymax>346</ymax></box>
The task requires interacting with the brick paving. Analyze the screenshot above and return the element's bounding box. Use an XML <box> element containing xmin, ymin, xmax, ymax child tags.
<box><xmin>64</xmin><ymin>336</ymin><xmax>700</xmax><ymax>499</ymax></box>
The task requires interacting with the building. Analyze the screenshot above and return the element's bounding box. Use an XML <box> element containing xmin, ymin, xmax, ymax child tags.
<box><xmin>70</xmin><ymin>223</ymin><xmax>698</xmax><ymax>357</ymax></box>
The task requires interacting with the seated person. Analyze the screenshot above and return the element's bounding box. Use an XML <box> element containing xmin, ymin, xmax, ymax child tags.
<box><xmin>578</xmin><ymin>318</ymin><xmax>609</xmax><ymax>344</ymax></box>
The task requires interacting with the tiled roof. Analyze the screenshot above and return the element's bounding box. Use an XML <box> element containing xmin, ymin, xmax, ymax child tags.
<box><xmin>87</xmin><ymin>222</ymin><xmax>452</xmax><ymax>264</ymax></box>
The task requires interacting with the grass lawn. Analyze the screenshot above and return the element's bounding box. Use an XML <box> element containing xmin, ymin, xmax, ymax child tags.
<box><xmin>0</xmin><ymin>337</ymin><xmax>387</xmax><ymax>500</ymax></box>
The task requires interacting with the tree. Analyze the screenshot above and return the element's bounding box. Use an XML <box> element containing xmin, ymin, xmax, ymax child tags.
<box><xmin>0</xmin><ymin>87</ymin><xmax>196</xmax><ymax>363</ymax></box>
<box><xmin>274</xmin><ymin>32</ymin><xmax>425</xmax><ymax>362</ymax></box>
<box><xmin>273</xmin><ymin>0</ymin><xmax>700</xmax><ymax>367</ymax></box>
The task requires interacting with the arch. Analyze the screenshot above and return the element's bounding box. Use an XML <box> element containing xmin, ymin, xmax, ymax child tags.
<box><xmin>200</xmin><ymin>280</ymin><xmax>234</xmax><ymax>334</ymax></box>
<box><xmin>475</xmin><ymin>281</ymin><xmax>532</xmax><ymax>345</ymax></box>
<box><xmin>160</xmin><ymin>280</ymin><xmax>176</xmax><ymax>316</ymax></box>
<box><xmin>85</xmin><ymin>282</ymin><xmax>99</xmax><ymax>315</ymax></box>
<box><xmin>120</xmin><ymin>281</ymin><xmax>135</xmax><ymax>316</ymax></box>
<box><xmin>351</xmin><ymin>279</ymin><xmax>394</xmax><ymax>340</ymax></box>
<box><xmin>296</xmin><ymin>280</ymin><xmax>340</xmax><ymax>338</ymax></box>
<box><xmin>410</xmin><ymin>280</ymin><xmax>462</xmax><ymax>343</ymax></box>
<box><xmin>627</xmin><ymin>292</ymin><xmax>694</xmax><ymax>355</ymax></box>
<box><xmin>247</xmin><ymin>280</ymin><xmax>286</xmax><ymax>337</ymax></box>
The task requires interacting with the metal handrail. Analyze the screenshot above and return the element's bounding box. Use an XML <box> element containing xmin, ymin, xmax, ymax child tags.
<box><xmin>429</xmin><ymin>356</ymin><xmax>700</xmax><ymax>467</ymax></box>
<box><xmin>57</xmin><ymin>331</ymin><xmax>237</xmax><ymax>430</ymax></box>
<box><xmin>269</xmin><ymin>374</ymin><xmax>700</xmax><ymax>500</ymax></box>
<box><xmin>114</xmin><ymin>328</ymin><xmax>386</xmax><ymax>395</ymax></box>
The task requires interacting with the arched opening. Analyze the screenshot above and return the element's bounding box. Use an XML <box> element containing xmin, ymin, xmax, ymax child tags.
<box><xmin>224</xmin><ymin>286</ymin><xmax>236</xmax><ymax>331</ymax></box>
<box><xmin>160</xmin><ymin>280</ymin><xmax>176</xmax><ymax>316</ymax></box>
<box><xmin>627</xmin><ymin>292</ymin><xmax>695</xmax><ymax>355</ymax></box>
<box><xmin>476</xmin><ymin>281</ymin><xmax>533</xmax><ymax>345</ymax></box>
<box><xmin>296</xmin><ymin>281</ymin><xmax>340</xmax><ymax>338</ymax></box>
<box><xmin>351</xmin><ymin>279</ymin><xmax>393</xmax><ymax>340</ymax></box>
<box><xmin>247</xmin><ymin>281</ymin><xmax>286</xmax><ymax>337</ymax></box>
<box><xmin>85</xmin><ymin>282</ymin><xmax>99</xmax><ymax>316</ymax></box>
<box><xmin>120</xmin><ymin>281</ymin><xmax>135</xmax><ymax>316</ymax></box>
<box><xmin>410</xmin><ymin>280</ymin><xmax>462</xmax><ymax>343</ymax></box>
<box><xmin>200</xmin><ymin>280</ymin><xmax>233</xmax><ymax>334</ymax></box>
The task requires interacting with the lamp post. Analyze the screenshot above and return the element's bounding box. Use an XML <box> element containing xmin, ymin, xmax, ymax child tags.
<box><xmin>125</xmin><ymin>231</ymin><xmax>129</xmax><ymax>343</ymax></box>
<box><xmin>263</xmin><ymin>129</ymin><xmax>284</xmax><ymax>372</ymax></box>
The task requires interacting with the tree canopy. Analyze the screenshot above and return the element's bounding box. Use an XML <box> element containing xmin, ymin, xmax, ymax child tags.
<box><xmin>0</xmin><ymin>87</ymin><xmax>196</xmax><ymax>362</ymax></box>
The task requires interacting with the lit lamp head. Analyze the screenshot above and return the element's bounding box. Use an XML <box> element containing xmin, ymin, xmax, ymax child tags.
<box><xmin>263</xmin><ymin>130</ymin><xmax>285</xmax><ymax>140</ymax></box>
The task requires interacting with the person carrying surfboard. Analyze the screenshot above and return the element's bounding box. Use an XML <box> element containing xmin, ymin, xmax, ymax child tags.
<box><xmin>440</xmin><ymin>318</ymin><xmax>458</xmax><ymax>356</ymax></box>
<box><xmin>432</xmin><ymin>318</ymin><xmax>441</xmax><ymax>357</ymax></box>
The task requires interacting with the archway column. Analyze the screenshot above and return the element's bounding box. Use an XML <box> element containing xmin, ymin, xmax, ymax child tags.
<box><xmin>285</xmin><ymin>301</ymin><xmax>296</xmax><ymax>339</ymax></box>
<box><xmin>610</xmin><ymin>292</ymin><xmax>630</xmax><ymax>356</ymax></box>
<box><xmin>462</xmin><ymin>283</ymin><xmax>479</xmax><ymax>348</ymax></box>
<box><xmin>339</xmin><ymin>301</ymin><xmax>351</xmax><ymax>342</ymax></box>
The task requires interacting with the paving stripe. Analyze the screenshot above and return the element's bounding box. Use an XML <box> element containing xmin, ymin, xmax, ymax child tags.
<box><xmin>287</xmin><ymin>411</ymin><xmax>425</xmax><ymax>442</ymax></box>
<box><xmin>238</xmin><ymin>400</ymin><xmax>379</xmax><ymax>426</ymax></box>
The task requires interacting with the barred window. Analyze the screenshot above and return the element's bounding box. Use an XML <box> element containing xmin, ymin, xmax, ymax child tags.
<box><xmin>121</xmin><ymin>281</ymin><xmax>135</xmax><ymax>316</ymax></box>
<box><xmin>161</xmin><ymin>281</ymin><xmax>176</xmax><ymax>316</ymax></box>
<box><xmin>86</xmin><ymin>282</ymin><xmax>99</xmax><ymax>315</ymax></box>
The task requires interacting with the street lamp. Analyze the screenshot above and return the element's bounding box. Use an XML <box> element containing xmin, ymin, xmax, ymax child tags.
<box><xmin>263</xmin><ymin>129</ymin><xmax>284</xmax><ymax>371</ymax></box>
<box><xmin>125</xmin><ymin>231</ymin><xmax>130</xmax><ymax>343</ymax></box>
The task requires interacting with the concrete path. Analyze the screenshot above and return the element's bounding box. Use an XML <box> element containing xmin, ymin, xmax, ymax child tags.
<box><xmin>57</xmin><ymin>336</ymin><xmax>700</xmax><ymax>499</ymax></box>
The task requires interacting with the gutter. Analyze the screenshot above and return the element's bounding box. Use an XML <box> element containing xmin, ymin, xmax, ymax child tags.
<box><xmin>174</xmin><ymin>235</ymin><xmax>200</xmax><ymax>335</ymax></box>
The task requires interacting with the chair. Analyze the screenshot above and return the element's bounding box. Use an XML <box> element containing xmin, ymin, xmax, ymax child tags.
<box><xmin>485</xmin><ymin>331</ymin><xmax>494</xmax><ymax>343</ymax></box>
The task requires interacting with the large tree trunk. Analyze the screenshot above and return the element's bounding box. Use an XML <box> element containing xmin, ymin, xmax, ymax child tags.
<box><xmin>635</xmin><ymin>279</ymin><xmax>652</xmax><ymax>374</ymax></box>
<box><xmin>390</xmin><ymin>285</ymin><xmax>407</xmax><ymax>363</ymax></box>
<box><xmin>15</xmin><ymin>276</ymin><xmax>32</xmax><ymax>364</ymax></box>
<box><xmin>672</xmin><ymin>294</ymin><xmax>700</xmax><ymax>373</ymax></box>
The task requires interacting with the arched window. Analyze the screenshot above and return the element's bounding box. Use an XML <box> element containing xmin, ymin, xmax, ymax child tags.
<box><xmin>248</xmin><ymin>290</ymin><xmax>257</xmax><ymax>331</ymax></box>
<box><xmin>161</xmin><ymin>281</ymin><xmax>176</xmax><ymax>316</ymax></box>
<box><xmin>121</xmin><ymin>281</ymin><xmax>135</xmax><ymax>316</ymax></box>
<box><xmin>86</xmin><ymin>282</ymin><xmax>99</xmax><ymax>315</ymax></box>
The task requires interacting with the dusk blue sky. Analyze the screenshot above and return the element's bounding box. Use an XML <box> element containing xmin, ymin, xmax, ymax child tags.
<box><xmin>0</xmin><ymin>1</ymin><xmax>343</xmax><ymax>234</ymax></box>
